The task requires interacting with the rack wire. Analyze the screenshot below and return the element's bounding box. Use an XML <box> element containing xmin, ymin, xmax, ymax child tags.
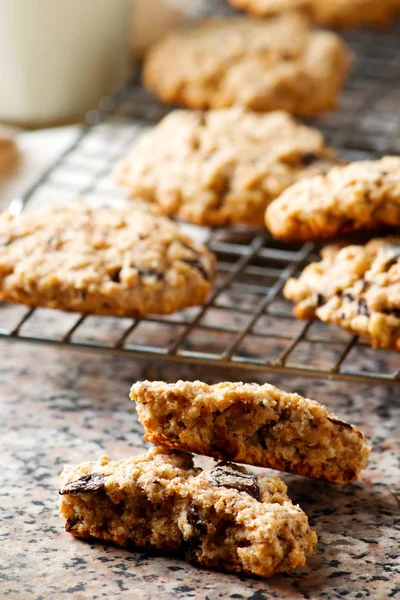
<box><xmin>2</xmin><ymin>12</ymin><xmax>400</xmax><ymax>385</ymax></box>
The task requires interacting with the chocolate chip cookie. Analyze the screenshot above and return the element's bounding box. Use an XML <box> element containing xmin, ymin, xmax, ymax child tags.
<box><xmin>116</xmin><ymin>108</ymin><xmax>338</xmax><ymax>226</ymax></box>
<box><xmin>0</xmin><ymin>203</ymin><xmax>215</xmax><ymax>316</ymax></box>
<box><xmin>284</xmin><ymin>237</ymin><xmax>400</xmax><ymax>351</ymax></box>
<box><xmin>59</xmin><ymin>447</ymin><xmax>317</xmax><ymax>577</ymax></box>
<box><xmin>229</xmin><ymin>0</ymin><xmax>400</xmax><ymax>28</ymax></box>
<box><xmin>130</xmin><ymin>380</ymin><xmax>370</xmax><ymax>484</ymax></box>
<box><xmin>266</xmin><ymin>157</ymin><xmax>400</xmax><ymax>241</ymax></box>
<box><xmin>143</xmin><ymin>14</ymin><xmax>351</xmax><ymax>116</ymax></box>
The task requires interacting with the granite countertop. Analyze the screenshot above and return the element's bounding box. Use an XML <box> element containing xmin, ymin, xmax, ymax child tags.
<box><xmin>1</xmin><ymin>338</ymin><xmax>399</xmax><ymax>600</ymax></box>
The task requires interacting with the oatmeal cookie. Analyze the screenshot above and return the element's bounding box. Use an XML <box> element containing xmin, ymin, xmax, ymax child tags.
<box><xmin>59</xmin><ymin>447</ymin><xmax>317</xmax><ymax>577</ymax></box>
<box><xmin>143</xmin><ymin>14</ymin><xmax>351</xmax><ymax>116</ymax></box>
<box><xmin>0</xmin><ymin>127</ymin><xmax>19</xmax><ymax>176</ymax></box>
<box><xmin>116</xmin><ymin>108</ymin><xmax>338</xmax><ymax>227</ymax></box>
<box><xmin>229</xmin><ymin>0</ymin><xmax>400</xmax><ymax>28</ymax></box>
<box><xmin>266</xmin><ymin>157</ymin><xmax>400</xmax><ymax>241</ymax></box>
<box><xmin>284</xmin><ymin>237</ymin><xmax>400</xmax><ymax>351</ymax></box>
<box><xmin>0</xmin><ymin>203</ymin><xmax>215</xmax><ymax>316</ymax></box>
<box><xmin>130</xmin><ymin>381</ymin><xmax>370</xmax><ymax>484</ymax></box>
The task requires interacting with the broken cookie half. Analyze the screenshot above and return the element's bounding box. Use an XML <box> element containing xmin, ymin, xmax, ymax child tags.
<box><xmin>59</xmin><ymin>447</ymin><xmax>317</xmax><ymax>577</ymax></box>
<box><xmin>130</xmin><ymin>380</ymin><xmax>370</xmax><ymax>484</ymax></box>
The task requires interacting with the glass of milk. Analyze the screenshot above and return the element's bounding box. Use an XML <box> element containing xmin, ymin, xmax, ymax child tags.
<box><xmin>0</xmin><ymin>0</ymin><xmax>130</xmax><ymax>127</ymax></box>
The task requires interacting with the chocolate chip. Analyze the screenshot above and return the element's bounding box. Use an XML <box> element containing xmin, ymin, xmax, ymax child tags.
<box><xmin>343</xmin><ymin>292</ymin><xmax>355</xmax><ymax>302</ymax></box>
<box><xmin>65</xmin><ymin>517</ymin><xmax>80</xmax><ymax>532</ymax></box>
<box><xmin>256</xmin><ymin>410</ymin><xmax>289</xmax><ymax>448</ymax></box>
<box><xmin>279</xmin><ymin>409</ymin><xmax>291</xmax><ymax>421</ymax></box>
<box><xmin>187</xmin><ymin>505</ymin><xmax>207</xmax><ymax>533</ymax></box>
<box><xmin>256</xmin><ymin>424</ymin><xmax>275</xmax><ymax>450</ymax></box>
<box><xmin>382</xmin><ymin>246</ymin><xmax>400</xmax><ymax>271</ymax></box>
<box><xmin>316</xmin><ymin>293</ymin><xmax>326</xmax><ymax>307</ymax></box>
<box><xmin>382</xmin><ymin>307</ymin><xmax>400</xmax><ymax>318</ymax></box>
<box><xmin>181</xmin><ymin>258</ymin><xmax>209</xmax><ymax>281</ymax></box>
<box><xmin>298</xmin><ymin>152</ymin><xmax>321</xmax><ymax>167</ymax></box>
<box><xmin>110</xmin><ymin>268</ymin><xmax>122</xmax><ymax>283</ymax></box>
<box><xmin>181</xmin><ymin>536</ymin><xmax>201</xmax><ymax>562</ymax></box>
<box><xmin>384</xmin><ymin>258</ymin><xmax>400</xmax><ymax>271</ymax></box>
<box><xmin>328</xmin><ymin>417</ymin><xmax>353</xmax><ymax>431</ymax></box>
<box><xmin>361</xmin><ymin>280</ymin><xmax>370</xmax><ymax>292</ymax></box>
<box><xmin>59</xmin><ymin>473</ymin><xmax>106</xmax><ymax>495</ymax></box>
<box><xmin>137</xmin><ymin>268</ymin><xmax>164</xmax><ymax>280</ymax></box>
<box><xmin>181</xmin><ymin>505</ymin><xmax>207</xmax><ymax>561</ymax></box>
<box><xmin>205</xmin><ymin>463</ymin><xmax>260</xmax><ymax>501</ymax></box>
<box><xmin>358</xmin><ymin>299</ymin><xmax>370</xmax><ymax>316</ymax></box>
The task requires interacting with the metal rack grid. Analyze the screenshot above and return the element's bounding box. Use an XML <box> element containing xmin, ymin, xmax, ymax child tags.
<box><xmin>1</xmin><ymin>18</ymin><xmax>400</xmax><ymax>385</ymax></box>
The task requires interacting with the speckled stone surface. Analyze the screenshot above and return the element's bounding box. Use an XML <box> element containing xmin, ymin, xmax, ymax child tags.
<box><xmin>1</xmin><ymin>339</ymin><xmax>399</xmax><ymax>600</ymax></box>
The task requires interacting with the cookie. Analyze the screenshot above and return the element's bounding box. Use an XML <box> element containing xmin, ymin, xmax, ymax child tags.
<box><xmin>284</xmin><ymin>237</ymin><xmax>400</xmax><ymax>351</ymax></box>
<box><xmin>0</xmin><ymin>203</ymin><xmax>215</xmax><ymax>316</ymax></box>
<box><xmin>143</xmin><ymin>14</ymin><xmax>351</xmax><ymax>116</ymax></box>
<box><xmin>229</xmin><ymin>0</ymin><xmax>400</xmax><ymax>28</ymax></box>
<box><xmin>130</xmin><ymin>380</ymin><xmax>370</xmax><ymax>484</ymax></box>
<box><xmin>59</xmin><ymin>447</ymin><xmax>317</xmax><ymax>577</ymax></box>
<box><xmin>0</xmin><ymin>127</ymin><xmax>19</xmax><ymax>176</ymax></box>
<box><xmin>116</xmin><ymin>108</ymin><xmax>338</xmax><ymax>226</ymax></box>
<box><xmin>266</xmin><ymin>157</ymin><xmax>400</xmax><ymax>241</ymax></box>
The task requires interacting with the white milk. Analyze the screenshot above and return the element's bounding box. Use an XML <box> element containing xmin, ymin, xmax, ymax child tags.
<box><xmin>0</xmin><ymin>0</ymin><xmax>130</xmax><ymax>126</ymax></box>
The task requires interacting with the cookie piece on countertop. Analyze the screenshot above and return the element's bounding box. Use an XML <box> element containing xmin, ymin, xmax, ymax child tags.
<box><xmin>0</xmin><ymin>202</ymin><xmax>215</xmax><ymax>316</ymax></box>
<box><xmin>266</xmin><ymin>157</ymin><xmax>400</xmax><ymax>241</ymax></box>
<box><xmin>59</xmin><ymin>446</ymin><xmax>317</xmax><ymax>577</ymax></box>
<box><xmin>284</xmin><ymin>237</ymin><xmax>400</xmax><ymax>351</ymax></box>
<box><xmin>115</xmin><ymin>108</ymin><xmax>338</xmax><ymax>227</ymax></box>
<box><xmin>229</xmin><ymin>0</ymin><xmax>400</xmax><ymax>28</ymax></box>
<box><xmin>143</xmin><ymin>14</ymin><xmax>351</xmax><ymax>116</ymax></box>
<box><xmin>130</xmin><ymin>380</ymin><xmax>370</xmax><ymax>484</ymax></box>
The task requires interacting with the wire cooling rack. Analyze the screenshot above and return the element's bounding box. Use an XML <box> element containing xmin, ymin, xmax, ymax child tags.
<box><xmin>1</xmin><ymin>15</ymin><xmax>400</xmax><ymax>385</ymax></box>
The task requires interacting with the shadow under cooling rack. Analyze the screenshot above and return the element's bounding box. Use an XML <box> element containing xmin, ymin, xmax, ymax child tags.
<box><xmin>2</xmin><ymin>13</ymin><xmax>400</xmax><ymax>384</ymax></box>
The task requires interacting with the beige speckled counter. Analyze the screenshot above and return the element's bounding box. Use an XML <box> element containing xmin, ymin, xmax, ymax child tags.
<box><xmin>1</xmin><ymin>338</ymin><xmax>399</xmax><ymax>599</ymax></box>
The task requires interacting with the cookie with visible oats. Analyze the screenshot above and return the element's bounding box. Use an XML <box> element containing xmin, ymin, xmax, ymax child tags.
<box><xmin>0</xmin><ymin>203</ymin><xmax>215</xmax><ymax>316</ymax></box>
<box><xmin>130</xmin><ymin>380</ymin><xmax>370</xmax><ymax>484</ymax></box>
<box><xmin>284</xmin><ymin>237</ymin><xmax>400</xmax><ymax>351</ymax></box>
<box><xmin>59</xmin><ymin>446</ymin><xmax>317</xmax><ymax>577</ymax></box>
<box><xmin>116</xmin><ymin>108</ymin><xmax>338</xmax><ymax>226</ymax></box>
<box><xmin>266</xmin><ymin>157</ymin><xmax>400</xmax><ymax>242</ymax></box>
<box><xmin>229</xmin><ymin>0</ymin><xmax>400</xmax><ymax>28</ymax></box>
<box><xmin>143</xmin><ymin>14</ymin><xmax>351</xmax><ymax>116</ymax></box>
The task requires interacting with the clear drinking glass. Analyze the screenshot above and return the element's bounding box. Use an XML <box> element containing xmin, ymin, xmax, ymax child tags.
<box><xmin>0</xmin><ymin>0</ymin><xmax>131</xmax><ymax>127</ymax></box>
